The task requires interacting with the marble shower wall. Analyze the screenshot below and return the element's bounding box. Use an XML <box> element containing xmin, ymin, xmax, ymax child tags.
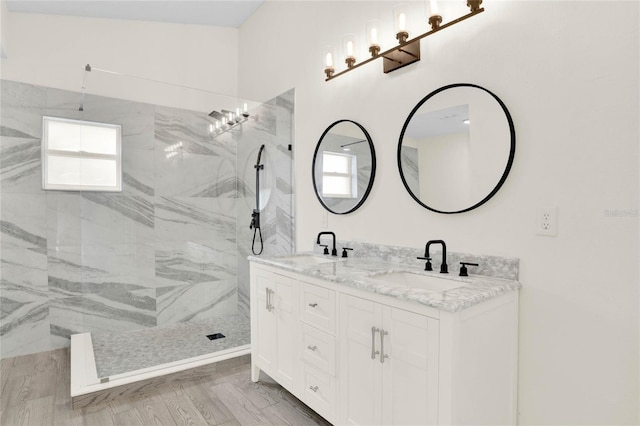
<box><xmin>0</xmin><ymin>80</ymin><xmax>294</xmax><ymax>358</ymax></box>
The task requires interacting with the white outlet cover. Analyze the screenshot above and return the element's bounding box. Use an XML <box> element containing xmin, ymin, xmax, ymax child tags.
<box><xmin>536</xmin><ymin>207</ymin><xmax>557</xmax><ymax>236</ymax></box>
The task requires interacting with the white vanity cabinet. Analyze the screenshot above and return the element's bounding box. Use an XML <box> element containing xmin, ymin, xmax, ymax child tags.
<box><xmin>250</xmin><ymin>262</ymin><xmax>519</xmax><ymax>426</ymax></box>
<box><xmin>339</xmin><ymin>294</ymin><xmax>439</xmax><ymax>425</ymax></box>
<box><xmin>250</xmin><ymin>267</ymin><xmax>298</xmax><ymax>391</ymax></box>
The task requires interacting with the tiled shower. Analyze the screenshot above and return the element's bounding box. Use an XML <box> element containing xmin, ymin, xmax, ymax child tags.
<box><xmin>0</xmin><ymin>79</ymin><xmax>295</xmax><ymax>361</ymax></box>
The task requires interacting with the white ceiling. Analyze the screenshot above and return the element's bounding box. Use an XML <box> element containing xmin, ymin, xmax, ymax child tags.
<box><xmin>6</xmin><ymin>0</ymin><xmax>264</xmax><ymax>28</ymax></box>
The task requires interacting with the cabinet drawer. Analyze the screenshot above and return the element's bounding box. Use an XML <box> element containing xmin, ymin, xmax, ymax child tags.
<box><xmin>301</xmin><ymin>324</ymin><xmax>336</xmax><ymax>375</ymax></box>
<box><xmin>300</xmin><ymin>282</ymin><xmax>336</xmax><ymax>333</ymax></box>
<box><xmin>302</xmin><ymin>364</ymin><xmax>335</xmax><ymax>422</ymax></box>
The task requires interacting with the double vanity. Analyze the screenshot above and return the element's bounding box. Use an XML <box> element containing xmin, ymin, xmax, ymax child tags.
<box><xmin>260</xmin><ymin>82</ymin><xmax>520</xmax><ymax>424</ymax></box>
<box><xmin>249</xmin><ymin>240</ymin><xmax>520</xmax><ymax>425</ymax></box>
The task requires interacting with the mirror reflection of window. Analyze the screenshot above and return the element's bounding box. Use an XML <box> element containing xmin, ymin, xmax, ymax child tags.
<box><xmin>322</xmin><ymin>151</ymin><xmax>357</xmax><ymax>198</ymax></box>
<box><xmin>313</xmin><ymin>119</ymin><xmax>376</xmax><ymax>215</ymax></box>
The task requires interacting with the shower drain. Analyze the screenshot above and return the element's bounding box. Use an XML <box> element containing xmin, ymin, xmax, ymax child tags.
<box><xmin>206</xmin><ymin>333</ymin><xmax>226</xmax><ymax>340</ymax></box>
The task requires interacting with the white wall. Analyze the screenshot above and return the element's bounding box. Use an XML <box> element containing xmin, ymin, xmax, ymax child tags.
<box><xmin>1</xmin><ymin>11</ymin><xmax>240</xmax><ymax>111</ymax></box>
<box><xmin>239</xmin><ymin>1</ymin><xmax>639</xmax><ymax>424</ymax></box>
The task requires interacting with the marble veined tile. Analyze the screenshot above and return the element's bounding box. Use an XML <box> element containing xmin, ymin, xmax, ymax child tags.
<box><xmin>154</xmin><ymin>196</ymin><xmax>236</xmax><ymax>243</ymax></box>
<box><xmin>49</xmin><ymin>292</ymin><xmax>155</xmax><ymax>341</ymax></box>
<box><xmin>45</xmin><ymin>88</ymin><xmax>156</xmax><ymax>151</ymax></box>
<box><xmin>156</xmin><ymin>279</ymin><xmax>237</xmax><ymax>326</ymax></box>
<box><xmin>46</xmin><ymin>192</ymin><xmax>82</xmax><ymax>247</ymax></box>
<box><xmin>247</xmin><ymin>102</ymin><xmax>277</xmax><ymax>137</ymax></box>
<box><xmin>83</xmin><ymin>243</ymin><xmax>156</xmax><ymax>288</ymax></box>
<box><xmin>48</xmin><ymin>192</ymin><xmax>155</xmax><ymax>250</ymax></box>
<box><xmin>155</xmin><ymin>106</ymin><xmax>236</xmax><ymax>157</ymax></box>
<box><xmin>1</xmin><ymin>80</ymin><xmax>46</xmax><ymax>139</ymax></box>
<box><xmin>1</xmin><ymin>248</ymin><xmax>48</xmax><ymax>291</ymax></box>
<box><xmin>122</xmin><ymin>146</ymin><xmax>155</xmax><ymax>196</ymax></box>
<box><xmin>155</xmin><ymin>241</ymin><xmax>236</xmax><ymax>288</ymax></box>
<box><xmin>1</xmin><ymin>81</ymin><xmax>45</xmax><ymax>193</ymax></box>
<box><xmin>48</xmin><ymin>265</ymin><xmax>156</xmax><ymax>337</ymax></box>
<box><xmin>0</xmin><ymin>135</ymin><xmax>43</xmax><ymax>194</ymax></box>
<box><xmin>236</xmin><ymin>243</ymin><xmax>251</xmax><ymax>318</ymax></box>
<box><xmin>79</xmin><ymin>192</ymin><xmax>155</xmax><ymax>246</ymax></box>
<box><xmin>0</xmin><ymin>193</ymin><xmax>47</xmax><ymax>252</ymax></box>
<box><xmin>48</xmin><ymin>296</ymin><xmax>86</xmax><ymax>342</ymax></box>
<box><xmin>400</xmin><ymin>146</ymin><xmax>420</xmax><ymax>196</ymax></box>
<box><xmin>155</xmin><ymin>150</ymin><xmax>236</xmax><ymax>198</ymax></box>
<box><xmin>0</xmin><ymin>281</ymin><xmax>50</xmax><ymax>358</ymax></box>
<box><xmin>47</xmin><ymin>244</ymin><xmax>156</xmax><ymax>300</ymax></box>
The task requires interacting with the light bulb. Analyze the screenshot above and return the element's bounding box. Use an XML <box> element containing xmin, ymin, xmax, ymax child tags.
<box><xmin>398</xmin><ymin>12</ymin><xmax>406</xmax><ymax>31</ymax></box>
<box><xmin>346</xmin><ymin>40</ymin><xmax>354</xmax><ymax>57</ymax></box>
<box><xmin>325</xmin><ymin>52</ymin><xmax>333</xmax><ymax>67</ymax></box>
<box><xmin>371</xmin><ymin>27</ymin><xmax>378</xmax><ymax>45</ymax></box>
<box><xmin>430</xmin><ymin>0</ymin><xmax>439</xmax><ymax>17</ymax></box>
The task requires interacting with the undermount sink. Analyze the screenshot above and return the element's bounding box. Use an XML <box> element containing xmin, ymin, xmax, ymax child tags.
<box><xmin>282</xmin><ymin>255</ymin><xmax>338</xmax><ymax>265</ymax></box>
<box><xmin>370</xmin><ymin>271</ymin><xmax>469</xmax><ymax>292</ymax></box>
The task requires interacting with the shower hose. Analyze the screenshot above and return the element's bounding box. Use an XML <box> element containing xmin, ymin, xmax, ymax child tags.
<box><xmin>252</xmin><ymin>225</ymin><xmax>263</xmax><ymax>255</ymax></box>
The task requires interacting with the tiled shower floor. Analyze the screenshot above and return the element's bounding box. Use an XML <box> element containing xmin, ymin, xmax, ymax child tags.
<box><xmin>91</xmin><ymin>313</ymin><xmax>250</xmax><ymax>379</ymax></box>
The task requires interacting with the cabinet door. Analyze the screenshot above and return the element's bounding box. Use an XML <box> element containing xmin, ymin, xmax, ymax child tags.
<box><xmin>338</xmin><ymin>294</ymin><xmax>383</xmax><ymax>426</ymax></box>
<box><xmin>381</xmin><ymin>306</ymin><xmax>439</xmax><ymax>426</ymax></box>
<box><xmin>274</xmin><ymin>273</ymin><xmax>298</xmax><ymax>390</ymax></box>
<box><xmin>254</xmin><ymin>269</ymin><xmax>277</xmax><ymax>373</ymax></box>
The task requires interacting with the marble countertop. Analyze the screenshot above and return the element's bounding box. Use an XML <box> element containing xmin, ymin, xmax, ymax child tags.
<box><xmin>248</xmin><ymin>253</ymin><xmax>521</xmax><ymax>313</ymax></box>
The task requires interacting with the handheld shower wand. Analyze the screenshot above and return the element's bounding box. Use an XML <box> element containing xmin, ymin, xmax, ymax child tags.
<box><xmin>250</xmin><ymin>145</ymin><xmax>266</xmax><ymax>255</ymax></box>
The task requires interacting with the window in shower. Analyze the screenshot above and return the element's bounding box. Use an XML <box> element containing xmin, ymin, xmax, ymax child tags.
<box><xmin>42</xmin><ymin>116</ymin><xmax>122</xmax><ymax>191</ymax></box>
<box><xmin>322</xmin><ymin>151</ymin><xmax>357</xmax><ymax>198</ymax></box>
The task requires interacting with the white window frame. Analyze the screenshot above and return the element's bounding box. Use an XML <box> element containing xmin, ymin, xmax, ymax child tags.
<box><xmin>321</xmin><ymin>151</ymin><xmax>357</xmax><ymax>199</ymax></box>
<box><xmin>42</xmin><ymin>116</ymin><xmax>122</xmax><ymax>192</ymax></box>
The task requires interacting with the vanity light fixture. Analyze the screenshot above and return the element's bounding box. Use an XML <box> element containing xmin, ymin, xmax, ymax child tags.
<box><xmin>323</xmin><ymin>0</ymin><xmax>484</xmax><ymax>81</ymax></box>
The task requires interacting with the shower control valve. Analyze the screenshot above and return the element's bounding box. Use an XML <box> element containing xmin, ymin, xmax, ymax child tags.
<box><xmin>250</xmin><ymin>209</ymin><xmax>260</xmax><ymax>229</ymax></box>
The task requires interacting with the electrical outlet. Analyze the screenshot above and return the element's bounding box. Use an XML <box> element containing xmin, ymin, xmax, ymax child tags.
<box><xmin>536</xmin><ymin>207</ymin><xmax>557</xmax><ymax>236</ymax></box>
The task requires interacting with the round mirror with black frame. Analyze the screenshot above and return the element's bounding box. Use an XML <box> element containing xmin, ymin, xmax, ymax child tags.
<box><xmin>397</xmin><ymin>83</ymin><xmax>515</xmax><ymax>214</ymax></box>
<box><xmin>313</xmin><ymin>120</ymin><xmax>376</xmax><ymax>215</ymax></box>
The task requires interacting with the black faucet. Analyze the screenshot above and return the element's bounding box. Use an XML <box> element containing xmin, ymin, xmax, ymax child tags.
<box><xmin>316</xmin><ymin>232</ymin><xmax>337</xmax><ymax>256</ymax></box>
<box><xmin>421</xmin><ymin>240</ymin><xmax>448</xmax><ymax>274</ymax></box>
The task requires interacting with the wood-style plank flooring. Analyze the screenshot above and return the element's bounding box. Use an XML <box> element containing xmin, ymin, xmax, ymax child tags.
<box><xmin>0</xmin><ymin>348</ymin><xmax>332</xmax><ymax>426</ymax></box>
